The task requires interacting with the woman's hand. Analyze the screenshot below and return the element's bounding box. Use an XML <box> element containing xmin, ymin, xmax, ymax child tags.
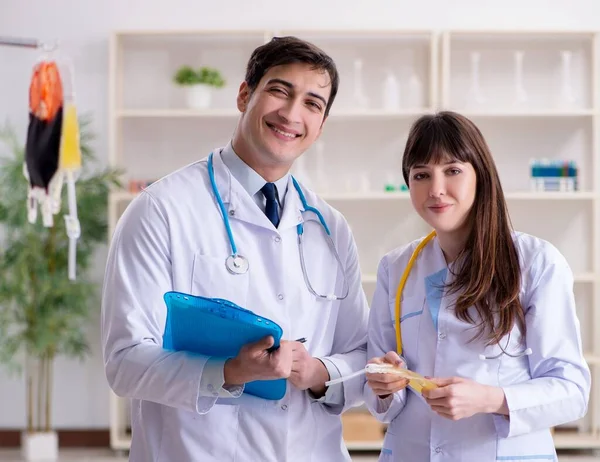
<box><xmin>366</xmin><ymin>351</ymin><xmax>410</xmax><ymax>398</ymax></box>
<box><xmin>422</xmin><ymin>377</ymin><xmax>508</xmax><ymax>420</ymax></box>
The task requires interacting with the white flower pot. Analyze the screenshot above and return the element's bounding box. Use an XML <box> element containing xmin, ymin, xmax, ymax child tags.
<box><xmin>21</xmin><ymin>431</ymin><xmax>58</xmax><ymax>461</ymax></box>
<box><xmin>185</xmin><ymin>84</ymin><xmax>212</xmax><ymax>109</ymax></box>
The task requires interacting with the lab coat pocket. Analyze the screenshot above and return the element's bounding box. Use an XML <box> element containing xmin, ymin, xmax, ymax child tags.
<box><xmin>160</xmin><ymin>404</ymin><xmax>240</xmax><ymax>461</ymax></box>
<box><xmin>496</xmin><ymin>427</ymin><xmax>557</xmax><ymax>461</ymax></box>
<box><xmin>378</xmin><ymin>447</ymin><xmax>394</xmax><ymax>461</ymax></box>
<box><xmin>191</xmin><ymin>253</ymin><xmax>250</xmax><ymax>308</ymax></box>
<box><xmin>391</xmin><ymin>295</ymin><xmax>424</xmax><ymax>367</ymax></box>
<box><xmin>378</xmin><ymin>430</ymin><xmax>406</xmax><ymax>462</ymax></box>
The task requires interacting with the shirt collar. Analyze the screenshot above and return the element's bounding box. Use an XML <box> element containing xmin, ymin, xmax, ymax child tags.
<box><xmin>220</xmin><ymin>141</ymin><xmax>289</xmax><ymax>205</ymax></box>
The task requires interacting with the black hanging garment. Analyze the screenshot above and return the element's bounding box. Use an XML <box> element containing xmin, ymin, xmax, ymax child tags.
<box><xmin>24</xmin><ymin>60</ymin><xmax>64</xmax><ymax>226</ymax></box>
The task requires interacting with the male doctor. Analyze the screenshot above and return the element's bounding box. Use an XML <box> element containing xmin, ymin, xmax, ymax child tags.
<box><xmin>101</xmin><ymin>36</ymin><xmax>369</xmax><ymax>461</ymax></box>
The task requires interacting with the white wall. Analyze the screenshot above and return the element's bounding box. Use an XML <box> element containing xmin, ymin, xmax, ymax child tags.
<box><xmin>0</xmin><ymin>0</ymin><xmax>599</xmax><ymax>428</ymax></box>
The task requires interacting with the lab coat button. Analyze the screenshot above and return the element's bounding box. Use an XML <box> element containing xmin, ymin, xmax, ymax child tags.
<box><xmin>438</xmin><ymin>333</ymin><xmax>446</xmax><ymax>340</ymax></box>
<box><xmin>229</xmin><ymin>210</ymin><xmax>235</xmax><ymax>217</ymax></box>
<box><xmin>277</xmin><ymin>293</ymin><xmax>284</xmax><ymax>301</ymax></box>
<box><xmin>435</xmin><ymin>447</ymin><xmax>442</xmax><ymax>453</ymax></box>
<box><xmin>281</xmin><ymin>404</ymin><xmax>288</xmax><ymax>410</ymax></box>
<box><xmin>274</xmin><ymin>236</ymin><xmax>281</xmax><ymax>243</ymax></box>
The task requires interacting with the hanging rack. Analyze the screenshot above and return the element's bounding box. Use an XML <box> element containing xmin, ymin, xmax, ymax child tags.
<box><xmin>0</xmin><ymin>36</ymin><xmax>57</xmax><ymax>51</ymax></box>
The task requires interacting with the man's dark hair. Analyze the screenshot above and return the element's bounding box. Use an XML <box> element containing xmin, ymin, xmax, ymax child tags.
<box><xmin>244</xmin><ymin>36</ymin><xmax>339</xmax><ymax>117</ymax></box>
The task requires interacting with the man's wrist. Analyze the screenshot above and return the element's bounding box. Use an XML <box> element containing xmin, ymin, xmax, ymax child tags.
<box><xmin>223</xmin><ymin>358</ymin><xmax>245</xmax><ymax>386</ymax></box>
<box><xmin>308</xmin><ymin>358</ymin><xmax>330</xmax><ymax>397</ymax></box>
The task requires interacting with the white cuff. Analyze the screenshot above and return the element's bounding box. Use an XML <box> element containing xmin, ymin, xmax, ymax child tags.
<box><xmin>198</xmin><ymin>357</ymin><xmax>244</xmax><ymax>399</ymax></box>
<box><xmin>307</xmin><ymin>358</ymin><xmax>344</xmax><ymax>406</ymax></box>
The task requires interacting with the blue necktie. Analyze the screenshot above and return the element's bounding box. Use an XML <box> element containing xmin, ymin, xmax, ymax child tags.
<box><xmin>260</xmin><ymin>183</ymin><xmax>280</xmax><ymax>227</ymax></box>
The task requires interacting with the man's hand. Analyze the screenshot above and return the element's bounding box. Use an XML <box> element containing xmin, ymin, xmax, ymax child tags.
<box><xmin>224</xmin><ymin>336</ymin><xmax>293</xmax><ymax>386</ymax></box>
<box><xmin>422</xmin><ymin>377</ymin><xmax>508</xmax><ymax>420</ymax></box>
<box><xmin>365</xmin><ymin>351</ymin><xmax>409</xmax><ymax>398</ymax></box>
<box><xmin>288</xmin><ymin>340</ymin><xmax>329</xmax><ymax>396</ymax></box>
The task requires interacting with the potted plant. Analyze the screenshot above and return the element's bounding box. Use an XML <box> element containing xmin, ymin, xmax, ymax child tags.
<box><xmin>0</xmin><ymin>117</ymin><xmax>121</xmax><ymax>461</ymax></box>
<box><xmin>173</xmin><ymin>65</ymin><xmax>226</xmax><ymax>109</ymax></box>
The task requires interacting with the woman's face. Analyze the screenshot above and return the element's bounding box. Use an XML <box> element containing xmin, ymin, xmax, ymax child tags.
<box><xmin>408</xmin><ymin>159</ymin><xmax>477</xmax><ymax>238</ymax></box>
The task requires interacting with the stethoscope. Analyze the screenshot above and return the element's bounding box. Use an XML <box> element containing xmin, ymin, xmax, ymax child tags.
<box><xmin>207</xmin><ymin>152</ymin><xmax>349</xmax><ymax>301</ymax></box>
<box><xmin>394</xmin><ymin>230</ymin><xmax>532</xmax><ymax>365</ymax></box>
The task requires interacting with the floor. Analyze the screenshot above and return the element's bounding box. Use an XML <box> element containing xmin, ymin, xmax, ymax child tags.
<box><xmin>0</xmin><ymin>449</ymin><xmax>598</xmax><ymax>461</ymax></box>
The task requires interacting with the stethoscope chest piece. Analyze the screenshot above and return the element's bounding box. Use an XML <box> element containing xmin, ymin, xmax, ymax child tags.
<box><xmin>226</xmin><ymin>254</ymin><xmax>249</xmax><ymax>275</ymax></box>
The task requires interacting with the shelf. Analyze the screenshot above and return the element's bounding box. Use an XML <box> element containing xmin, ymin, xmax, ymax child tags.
<box><xmin>362</xmin><ymin>275</ymin><xmax>377</xmax><ymax>284</ymax></box>
<box><xmin>116</xmin><ymin>29</ymin><xmax>268</xmax><ymax>37</ymax></box>
<box><xmin>459</xmin><ymin>110</ymin><xmax>595</xmax><ymax>118</ymax></box>
<box><xmin>447</xmin><ymin>30</ymin><xmax>598</xmax><ymax>36</ymax></box>
<box><xmin>115</xmin><ymin>108</ymin><xmax>599</xmax><ymax>120</ymax></box>
<box><xmin>345</xmin><ymin>432</ymin><xmax>600</xmax><ymax>451</ymax></box>
<box><xmin>110</xmin><ymin>191</ymin><xmax>139</xmax><ymax>202</ymax></box>
<box><xmin>363</xmin><ymin>274</ymin><xmax>594</xmax><ymax>284</ymax></box>
<box><xmin>322</xmin><ymin>191</ymin><xmax>595</xmax><ymax>201</ymax></box>
<box><xmin>321</xmin><ymin>192</ymin><xmax>410</xmax><ymax>201</ymax></box>
<box><xmin>363</xmin><ymin>274</ymin><xmax>595</xmax><ymax>285</ymax></box>
<box><xmin>554</xmin><ymin>431</ymin><xmax>600</xmax><ymax>449</ymax></box>
<box><xmin>115</xmin><ymin>108</ymin><xmax>433</xmax><ymax>120</ymax></box>
<box><xmin>585</xmin><ymin>354</ymin><xmax>600</xmax><ymax>365</ymax></box>
<box><xmin>505</xmin><ymin>191</ymin><xmax>596</xmax><ymax>200</ymax></box>
<box><xmin>117</xmin><ymin>109</ymin><xmax>240</xmax><ymax>118</ymax></box>
<box><xmin>327</xmin><ymin>109</ymin><xmax>434</xmax><ymax>120</ymax></box>
<box><xmin>345</xmin><ymin>440</ymin><xmax>384</xmax><ymax>451</ymax></box>
<box><xmin>111</xmin><ymin>190</ymin><xmax>596</xmax><ymax>204</ymax></box>
<box><xmin>575</xmin><ymin>273</ymin><xmax>596</xmax><ymax>283</ymax></box>
<box><xmin>113</xmin><ymin>427</ymin><xmax>600</xmax><ymax>452</ymax></box>
<box><xmin>110</xmin><ymin>436</ymin><xmax>132</xmax><ymax>451</ymax></box>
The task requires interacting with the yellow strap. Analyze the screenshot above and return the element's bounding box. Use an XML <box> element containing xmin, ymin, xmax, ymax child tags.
<box><xmin>394</xmin><ymin>230</ymin><xmax>436</xmax><ymax>356</ymax></box>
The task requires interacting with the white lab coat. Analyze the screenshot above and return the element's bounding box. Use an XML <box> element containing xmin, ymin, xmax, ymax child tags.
<box><xmin>101</xmin><ymin>149</ymin><xmax>369</xmax><ymax>462</ymax></box>
<box><xmin>365</xmin><ymin>233</ymin><xmax>591</xmax><ymax>462</ymax></box>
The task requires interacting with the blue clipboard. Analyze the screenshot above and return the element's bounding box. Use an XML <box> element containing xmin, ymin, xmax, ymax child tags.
<box><xmin>162</xmin><ymin>291</ymin><xmax>286</xmax><ymax>400</ymax></box>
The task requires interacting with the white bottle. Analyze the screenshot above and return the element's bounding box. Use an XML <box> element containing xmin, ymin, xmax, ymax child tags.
<box><xmin>314</xmin><ymin>141</ymin><xmax>328</xmax><ymax>193</ymax></box>
<box><xmin>406</xmin><ymin>71</ymin><xmax>424</xmax><ymax>109</ymax></box>
<box><xmin>559</xmin><ymin>50</ymin><xmax>577</xmax><ymax>107</ymax></box>
<box><xmin>513</xmin><ymin>50</ymin><xmax>528</xmax><ymax>106</ymax></box>
<box><xmin>382</xmin><ymin>70</ymin><xmax>401</xmax><ymax>111</ymax></box>
<box><xmin>352</xmin><ymin>58</ymin><xmax>369</xmax><ymax>109</ymax></box>
<box><xmin>293</xmin><ymin>155</ymin><xmax>313</xmax><ymax>190</ymax></box>
<box><xmin>466</xmin><ymin>51</ymin><xmax>487</xmax><ymax>108</ymax></box>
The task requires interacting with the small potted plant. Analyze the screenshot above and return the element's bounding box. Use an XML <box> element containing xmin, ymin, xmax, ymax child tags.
<box><xmin>173</xmin><ymin>65</ymin><xmax>226</xmax><ymax>109</ymax></box>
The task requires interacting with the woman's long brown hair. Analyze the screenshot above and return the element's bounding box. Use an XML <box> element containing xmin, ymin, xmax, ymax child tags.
<box><xmin>401</xmin><ymin>111</ymin><xmax>524</xmax><ymax>345</ymax></box>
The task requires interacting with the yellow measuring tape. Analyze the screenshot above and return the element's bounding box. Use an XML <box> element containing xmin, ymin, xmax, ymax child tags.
<box><xmin>393</xmin><ymin>230</ymin><xmax>438</xmax><ymax>393</ymax></box>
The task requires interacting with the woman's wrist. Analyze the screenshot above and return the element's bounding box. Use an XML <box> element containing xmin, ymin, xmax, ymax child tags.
<box><xmin>484</xmin><ymin>385</ymin><xmax>509</xmax><ymax>415</ymax></box>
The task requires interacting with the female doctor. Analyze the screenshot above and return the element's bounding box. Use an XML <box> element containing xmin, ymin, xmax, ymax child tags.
<box><xmin>364</xmin><ymin>111</ymin><xmax>591</xmax><ymax>462</ymax></box>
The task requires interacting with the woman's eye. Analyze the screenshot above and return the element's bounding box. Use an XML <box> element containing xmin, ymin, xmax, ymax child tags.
<box><xmin>413</xmin><ymin>172</ymin><xmax>427</xmax><ymax>180</ymax></box>
<box><xmin>447</xmin><ymin>168</ymin><xmax>461</xmax><ymax>175</ymax></box>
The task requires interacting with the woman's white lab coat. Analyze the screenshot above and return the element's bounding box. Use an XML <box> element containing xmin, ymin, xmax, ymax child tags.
<box><xmin>365</xmin><ymin>233</ymin><xmax>590</xmax><ymax>462</ymax></box>
<box><xmin>101</xmin><ymin>150</ymin><xmax>369</xmax><ymax>462</ymax></box>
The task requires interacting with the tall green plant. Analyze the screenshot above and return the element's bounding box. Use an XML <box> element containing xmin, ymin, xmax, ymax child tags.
<box><xmin>0</xmin><ymin>116</ymin><xmax>121</xmax><ymax>433</ymax></box>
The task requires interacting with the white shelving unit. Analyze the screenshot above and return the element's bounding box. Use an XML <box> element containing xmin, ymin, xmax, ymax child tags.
<box><xmin>441</xmin><ymin>29</ymin><xmax>600</xmax><ymax>451</ymax></box>
<box><xmin>107</xmin><ymin>29</ymin><xmax>600</xmax><ymax>453</ymax></box>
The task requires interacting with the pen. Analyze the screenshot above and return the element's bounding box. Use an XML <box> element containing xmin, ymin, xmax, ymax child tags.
<box><xmin>267</xmin><ymin>337</ymin><xmax>307</xmax><ymax>353</ymax></box>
